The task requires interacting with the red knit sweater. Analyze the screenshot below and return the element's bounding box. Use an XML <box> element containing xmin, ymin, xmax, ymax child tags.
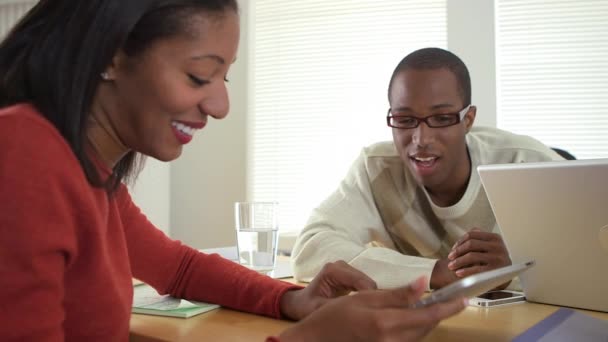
<box><xmin>0</xmin><ymin>104</ymin><xmax>297</xmax><ymax>341</ymax></box>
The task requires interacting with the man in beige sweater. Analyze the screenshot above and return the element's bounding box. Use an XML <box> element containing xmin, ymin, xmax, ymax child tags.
<box><xmin>292</xmin><ymin>47</ymin><xmax>563</xmax><ymax>290</ymax></box>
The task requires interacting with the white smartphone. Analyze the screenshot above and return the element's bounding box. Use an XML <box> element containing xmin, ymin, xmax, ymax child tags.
<box><xmin>469</xmin><ymin>290</ymin><xmax>526</xmax><ymax>307</ymax></box>
<box><xmin>412</xmin><ymin>260</ymin><xmax>534</xmax><ymax>308</ymax></box>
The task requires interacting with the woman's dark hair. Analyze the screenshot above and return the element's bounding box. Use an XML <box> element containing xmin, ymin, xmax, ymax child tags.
<box><xmin>388</xmin><ymin>47</ymin><xmax>472</xmax><ymax>107</ymax></box>
<box><xmin>0</xmin><ymin>0</ymin><xmax>238</xmax><ymax>192</ymax></box>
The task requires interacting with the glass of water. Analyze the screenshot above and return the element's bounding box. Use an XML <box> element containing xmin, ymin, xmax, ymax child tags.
<box><xmin>234</xmin><ymin>202</ymin><xmax>279</xmax><ymax>273</ymax></box>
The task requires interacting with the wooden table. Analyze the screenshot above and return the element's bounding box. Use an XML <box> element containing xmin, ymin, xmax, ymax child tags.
<box><xmin>130</xmin><ymin>307</ymin><xmax>288</xmax><ymax>342</ymax></box>
<box><xmin>130</xmin><ymin>297</ymin><xmax>608</xmax><ymax>341</ymax></box>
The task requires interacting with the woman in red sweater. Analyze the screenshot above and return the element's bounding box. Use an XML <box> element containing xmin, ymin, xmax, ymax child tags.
<box><xmin>0</xmin><ymin>1</ymin><xmax>466</xmax><ymax>341</ymax></box>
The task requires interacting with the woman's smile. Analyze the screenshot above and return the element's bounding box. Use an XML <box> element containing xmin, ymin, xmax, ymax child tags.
<box><xmin>171</xmin><ymin>119</ymin><xmax>206</xmax><ymax>144</ymax></box>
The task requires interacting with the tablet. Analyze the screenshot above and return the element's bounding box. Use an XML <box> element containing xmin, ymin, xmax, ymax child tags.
<box><xmin>412</xmin><ymin>260</ymin><xmax>535</xmax><ymax>308</ymax></box>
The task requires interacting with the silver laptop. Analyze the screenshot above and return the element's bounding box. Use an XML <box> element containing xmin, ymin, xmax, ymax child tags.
<box><xmin>478</xmin><ymin>159</ymin><xmax>608</xmax><ymax>312</ymax></box>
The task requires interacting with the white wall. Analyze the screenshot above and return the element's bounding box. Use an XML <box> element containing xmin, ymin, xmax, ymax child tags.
<box><xmin>130</xmin><ymin>159</ymin><xmax>170</xmax><ymax>234</ymax></box>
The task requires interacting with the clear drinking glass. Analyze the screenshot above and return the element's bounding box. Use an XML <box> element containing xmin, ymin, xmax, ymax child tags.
<box><xmin>234</xmin><ymin>202</ymin><xmax>279</xmax><ymax>273</ymax></box>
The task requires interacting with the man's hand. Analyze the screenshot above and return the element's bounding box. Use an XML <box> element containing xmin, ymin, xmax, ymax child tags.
<box><xmin>279</xmin><ymin>260</ymin><xmax>377</xmax><ymax>321</ymax></box>
<box><xmin>279</xmin><ymin>277</ymin><xmax>467</xmax><ymax>342</ymax></box>
<box><xmin>447</xmin><ymin>228</ymin><xmax>512</xmax><ymax>289</ymax></box>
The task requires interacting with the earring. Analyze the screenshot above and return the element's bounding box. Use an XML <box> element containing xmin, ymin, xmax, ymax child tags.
<box><xmin>100</xmin><ymin>72</ymin><xmax>110</xmax><ymax>80</ymax></box>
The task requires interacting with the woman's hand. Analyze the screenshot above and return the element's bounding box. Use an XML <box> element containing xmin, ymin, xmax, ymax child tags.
<box><xmin>279</xmin><ymin>260</ymin><xmax>377</xmax><ymax>321</ymax></box>
<box><xmin>279</xmin><ymin>277</ymin><xmax>467</xmax><ymax>342</ymax></box>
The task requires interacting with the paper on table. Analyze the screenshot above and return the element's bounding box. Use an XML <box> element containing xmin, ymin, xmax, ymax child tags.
<box><xmin>132</xmin><ymin>284</ymin><xmax>219</xmax><ymax>318</ymax></box>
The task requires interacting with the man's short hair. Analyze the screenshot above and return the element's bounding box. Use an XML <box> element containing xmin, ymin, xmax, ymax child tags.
<box><xmin>388</xmin><ymin>47</ymin><xmax>471</xmax><ymax>106</ymax></box>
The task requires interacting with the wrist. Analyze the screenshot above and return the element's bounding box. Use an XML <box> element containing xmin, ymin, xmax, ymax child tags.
<box><xmin>279</xmin><ymin>289</ymin><xmax>304</xmax><ymax>321</ymax></box>
<box><xmin>430</xmin><ymin>259</ymin><xmax>442</xmax><ymax>289</ymax></box>
<box><xmin>430</xmin><ymin>258</ymin><xmax>456</xmax><ymax>289</ymax></box>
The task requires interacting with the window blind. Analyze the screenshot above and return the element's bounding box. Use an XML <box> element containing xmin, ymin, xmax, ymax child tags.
<box><xmin>249</xmin><ymin>0</ymin><xmax>447</xmax><ymax>232</ymax></box>
<box><xmin>496</xmin><ymin>0</ymin><xmax>608</xmax><ymax>159</ymax></box>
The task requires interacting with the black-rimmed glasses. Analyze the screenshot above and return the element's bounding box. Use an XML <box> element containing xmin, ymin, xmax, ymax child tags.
<box><xmin>387</xmin><ymin>104</ymin><xmax>471</xmax><ymax>129</ymax></box>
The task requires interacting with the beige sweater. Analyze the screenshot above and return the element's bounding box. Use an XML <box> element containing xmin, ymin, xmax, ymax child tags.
<box><xmin>291</xmin><ymin>126</ymin><xmax>563</xmax><ymax>290</ymax></box>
